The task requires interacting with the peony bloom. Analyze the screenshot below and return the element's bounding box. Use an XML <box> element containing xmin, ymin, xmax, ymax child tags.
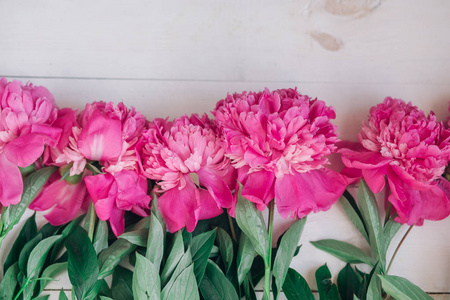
<box><xmin>0</xmin><ymin>78</ymin><xmax>61</xmax><ymax>206</ymax></box>
<box><xmin>213</xmin><ymin>88</ymin><xmax>346</xmax><ymax>219</ymax></box>
<box><xmin>140</xmin><ymin>114</ymin><xmax>237</xmax><ymax>233</ymax></box>
<box><xmin>340</xmin><ymin>97</ymin><xmax>450</xmax><ymax>225</ymax></box>
<box><xmin>32</xmin><ymin>101</ymin><xmax>150</xmax><ymax>235</ymax></box>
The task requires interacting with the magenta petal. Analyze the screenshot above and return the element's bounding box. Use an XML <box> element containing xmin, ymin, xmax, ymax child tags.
<box><xmin>4</xmin><ymin>133</ymin><xmax>45</xmax><ymax>167</ymax></box>
<box><xmin>340</xmin><ymin>167</ymin><xmax>362</xmax><ymax>185</ymax></box>
<box><xmin>109</xmin><ymin>205</ymin><xmax>125</xmax><ymax>237</ymax></box>
<box><xmin>114</xmin><ymin>170</ymin><xmax>151</xmax><ymax>212</ymax></box>
<box><xmin>388</xmin><ymin>177</ymin><xmax>450</xmax><ymax>226</ymax></box>
<box><xmin>197</xmin><ymin>168</ymin><xmax>233</xmax><ymax>209</ymax></box>
<box><xmin>77</xmin><ymin>110</ymin><xmax>123</xmax><ymax>161</ymax></box>
<box><xmin>0</xmin><ymin>153</ymin><xmax>23</xmax><ymax>206</ymax></box>
<box><xmin>340</xmin><ymin>148</ymin><xmax>391</xmax><ymax>170</ymax></box>
<box><xmin>198</xmin><ymin>189</ymin><xmax>224</xmax><ymax>220</ymax></box>
<box><xmin>275</xmin><ymin>169</ymin><xmax>346</xmax><ymax>219</ymax></box>
<box><xmin>85</xmin><ymin>173</ymin><xmax>116</xmax><ymax>221</ymax></box>
<box><xmin>241</xmin><ymin>169</ymin><xmax>275</xmax><ymax>206</ymax></box>
<box><xmin>30</xmin><ymin>178</ymin><xmax>88</xmax><ymax>226</ymax></box>
<box><xmin>362</xmin><ymin>166</ymin><xmax>387</xmax><ymax>193</ymax></box>
<box><xmin>158</xmin><ymin>176</ymin><xmax>200</xmax><ymax>233</ymax></box>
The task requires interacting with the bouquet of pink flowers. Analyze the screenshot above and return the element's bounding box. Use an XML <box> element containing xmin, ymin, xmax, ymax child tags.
<box><xmin>0</xmin><ymin>79</ymin><xmax>444</xmax><ymax>300</ymax></box>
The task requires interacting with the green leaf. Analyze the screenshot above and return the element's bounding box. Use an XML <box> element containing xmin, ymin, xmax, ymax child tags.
<box><xmin>18</xmin><ymin>233</ymin><xmax>42</xmax><ymax>275</ymax></box>
<box><xmin>27</xmin><ymin>235</ymin><xmax>62</xmax><ymax>278</ymax></box>
<box><xmin>0</xmin><ymin>166</ymin><xmax>57</xmax><ymax>236</ymax></box>
<box><xmin>59</xmin><ymin>289</ymin><xmax>69</xmax><ymax>300</ymax></box>
<box><xmin>120</xmin><ymin>229</ymin><xmax>148</xmax><ymax>247</ymax></box>
<box><xmin>190</xmin><ymin>229</ymin><xmax>216</xmax><ymax>284</ymax></box>
<box><xmin>146</xmin><ymin>211</ymin><xmax>164</xmax><ymax>272</ymax></box>
<box><xmin>358</xmin><ymin>180</ymin><xmax>385</xmax><ymax>270</ymax></box>
<box><xmin>34</xmin><ymin>296</ymin><xmax>50</xmax><ymax>300</ymax></box>
<box><xmin>383</xmin><ymin>217</ymin><xmax>402</xmax><ymax>254</ymax></box>
<box><xmin>93</xmin><ymin>220</ymin><xmax>109</xmax><ymax>255</ymax></box>
<box><xmin>0</xmin><ymin>262</ymin><xmax>19</xmax><ymax>300</ymax></box>
<box><xmin>273</xmin><ymin>218</ymin><xmax>306</xmax><ymax>298</ymax></box>
<box><xmin>98</xmin><ymin>238</ymin><xmax>136</xmax><ymax>279</ymax></box>
<box><xmin>39</xmin><ymin>262</ymin><xmax>68</xmax><ymax>293</ymax></box>
<box><xmin>282</xmin><ymin>268</ymin><xmax>314</xmax><ymax>300</ymax></box>
<box><xmin>160</xmin><ymin>231</ymin><xmax>184</xmax><ymax>284</ymax></box>
<box><xmin>66</xmin><ymin>227</ymin><xmax>99</xmax><ymax>300</ymax></box>
<box><xmin>366</xmin><ymin>263</ymin><xmax>382</xmax><ymax>300</ymax></box>
<box><xmin>161</xmin><ymin>264</ymin><xmax>199</xmax><ymax>300</ymax></box>
<box><xmin>337</xmin><ymin>264</ymin><xmax>361</xmax><ymax>300</ymax></box>
<box><xmin>199</xmin><ymin>260</ymin><xmax>239</xmax><ymax>300</ymax></box>
<box><xmin>99</xmin><ymin>297</ymin><xmax>113</xmax><ymax>300</ymax></box>
<box><xmin>236</xmin><ymin>233</ymin><xmax>256</xmax><ymax>285</ymax></box>
<box><xmin>4</xmin><ymin>213</ymin><xmax>37</xmax><ymax>272</ymax></box>
<box><xmin>234</xmin><ymin>191</ymin><xmax>269</xmax><ymax>260</ymax></box>
<box><xmin>133</xmin><ymin>253</ymin><xmax>161</xmax><ymax>300</ymax></box>
<box><xmin>379</xmin><ymin>275</ymin><xmax>433</xmax><ymax>300</ymax></box>
<box><xmin>163</xmin><ymin>247</ymin><xmax>193</xmax><ymax>288</ymax></box>
<box><xmin>50</xmin><ymin>215</ymin><xmax>84</xmax><ymax>262</ymax></box>
<box><xmin>311</xmin><ymin>239</ymin><xmax>374</xmax><ymax>266</ymax></box>
<box><xmin>215</xmin><ymin>227</ymin><xmax>234</xmax><ymax>274</ymax></box>
<box><xmin>112</xmin><ymin>266</ymin><xmax>134</xmax><ymax>300</ymax></box>
<box><xmin>340</xmin><ymin>192</ymin><xmax>369</xmax><ymax>242</ymax></box>
<box><xmin>316</xmin><ymin>264</ymin><xmax>340</xmax><ymax>300</ymax></box>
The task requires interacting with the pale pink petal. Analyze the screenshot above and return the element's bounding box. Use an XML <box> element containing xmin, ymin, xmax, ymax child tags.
<box><xmin>0</xmin><ymin>152</ymin><xmax>23</xmax><ymax>206</ymax></box>
<box><xmin>77</xmin><ymin>110</ymin><xmax>123</xmax><ymax>161</ymax></box>
<box><xmin>158</xmin><ymin>175</ymin><xmax>200</xmax><ymax>233</ymax></box>
<box><xmin>275</xmin><ymin>169</ymin><xmax>346</xmax><ymax>219</ymax></box>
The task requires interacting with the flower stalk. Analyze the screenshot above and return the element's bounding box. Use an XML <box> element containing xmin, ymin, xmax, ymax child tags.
<box><xmin>386</xmin><ymin>225</ymin><xmax>414</xmax><ymax>274</ymax></box>
<box><xmin>87</xmin><ymin>201</ymin><xmax>96</xmax><ymax>242</ymax></box>
<box><xmin>263</xmin><ymin>200</ymin><xmax>275</xmax><ymax>299</ymax></box>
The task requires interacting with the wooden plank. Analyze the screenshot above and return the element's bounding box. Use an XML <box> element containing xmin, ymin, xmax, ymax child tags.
<box><xmin>1</xmin><ymin>1</ymin><xmax>450</xmax><ymax>84</ymax></box>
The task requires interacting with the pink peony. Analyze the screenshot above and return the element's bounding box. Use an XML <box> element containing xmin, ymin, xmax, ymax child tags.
<box><xmin>140</xmin><ymin>114</ymin><xmax>237</xmax><ymax>233</ymax></box>
<box><xmin>0</xmin><ymin>78</ymin><xmax>61</xmax><ymax>206</ymax></box>
<box><xmin>33</xmin><ymin>101</ymin><xmax>150</xmax><ymax>234</ymax></box>
<box><xmin>213</xmin><ymin>88</ymin><xmax>346</xmax><ymax>219</ymax></box>
<box><xmin>340</xmin><ymin>97</ymin><xmax>450</xmax><ymax>225</ymax></box>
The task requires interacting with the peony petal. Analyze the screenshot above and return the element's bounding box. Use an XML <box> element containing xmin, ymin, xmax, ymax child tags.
<box><xmin>340</xmin><ymin>167</ymin><xmax>362</xmax><ymax>185</ymax></box>
<box><xmin>109</xmin><ymin>205</ymin><xmax>126</xmax><ymax>237</ymax></box>
<box><xmin>240</xmin><ymin>169</ymin><xmax>276</xmax><ymax>207</ymax></box>
<box><xmin>4</xmin><ymin>133</ymin><xmax>45</xmax><ymax>167</ymax></box>
<box><xmin>197</xmin><ymin>168</ymin><xmax>233</xmax><ymax>209</ymax></box>
<box><xmin>77</xmin><ymin>110</ymin><xmax>123</xmax><ymax>161</ymax></box>
<box><xmin>340</xmin><ymin>148</ymin><xmax>391</xmax><ymax>170</ymax></box>
<box><xmin>198</xmin><ymin>189</ymin><xmax>224</xmax><ymax>220</ymax></box>
<box><xmin>362</xmin><ymin>166</ymin><xmax>387</xmax><ymax>193</ymax></box>
<box><xmin>84</xmin><ymin>173</ymin><xmax>116</xmax><ymax>221</ymax></box>
<box><xmin>30</xmin><ymin>124</ymin><xmax>62</xmax><ymax>148</ymax></box>
<box><xmin>275</xmin><ymin>169</ymin><xmax>346</xmax><ymax>219</ymax></box>
<box><xmin>158</xmin><ymin>175</ymin><xmax>200</xmax><ymax>233</ymax></box>
<box><xmin>115</xmin><ymin>170</ymin><xmax>151</xmax><ymax>212</ymax></box>
<box><xmin>30</xmin><ymin>177</ymin><xmax>88</xmax><ymax>226</ymax></box>
<box><xmin>0</xmin><ymin>152</ymin><xmax>23</xmax><ymax>206</ymax></box>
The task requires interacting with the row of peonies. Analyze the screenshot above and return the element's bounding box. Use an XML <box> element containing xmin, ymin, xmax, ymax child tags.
<box><xmin>1</xmin><ymin>78</ymin><xmax>449</xmax><ymax>240</ymax></box>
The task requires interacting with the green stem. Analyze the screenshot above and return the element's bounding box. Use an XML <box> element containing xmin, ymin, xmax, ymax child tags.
<box><xmin>227</xmin><ymin>213</ymin><xmax>237</xmax><ymax>242</ymax></box>
<box><xmin>263</xmin><ymin>200</ymin><xmax>275</xmax><ymax>300</ymax></box>
<box><xmin>13</xmin><ymin>277</ymin><xmax>30</xmax><ymax>300</ymax></box>
<box><xmin>87</xmin><ymin>201</ymin><xmax>96</xmax><ymax>242</ymax></box>
<box><xmin>386</xmin><ymin>225</ymin><xmax>414</xmax><ymax>274</ymax></box>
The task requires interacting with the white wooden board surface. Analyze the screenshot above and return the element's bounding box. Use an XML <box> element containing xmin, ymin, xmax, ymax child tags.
<box><xmin>1</xmin><ymin>0</ymin><xmax>449</xmax><ymax>298</ymax></box>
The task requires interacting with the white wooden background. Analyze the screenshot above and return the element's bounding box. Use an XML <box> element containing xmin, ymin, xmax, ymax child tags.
<box><xmin>1</xmin><ymin>0</ymin><xmax>450</xmax><ymax>298</ymax></box>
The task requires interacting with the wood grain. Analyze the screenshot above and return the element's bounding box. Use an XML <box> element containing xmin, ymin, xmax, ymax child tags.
<box><xmin>0</xmin><ymin>0</ymin><xmax>449</xmax><ymax>296</ymax></box>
